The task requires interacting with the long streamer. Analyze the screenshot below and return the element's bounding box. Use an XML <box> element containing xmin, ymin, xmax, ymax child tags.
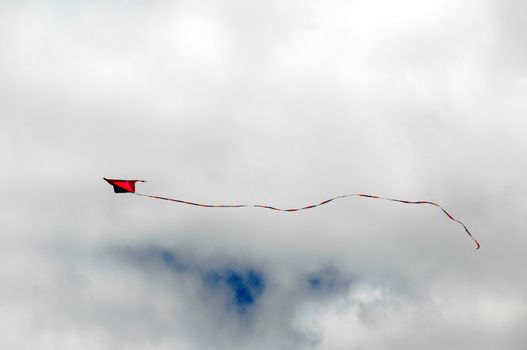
<box><xmin>134</xmin><ymin>192</ymin><xmax>480</xmax><ymax>249</ymax></box>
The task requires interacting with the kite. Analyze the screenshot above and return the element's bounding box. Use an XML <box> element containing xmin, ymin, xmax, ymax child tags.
<box><xmin>103</xmin><ymin>177</ymin><xmax>480</xmax><ymax>249</ymax></box>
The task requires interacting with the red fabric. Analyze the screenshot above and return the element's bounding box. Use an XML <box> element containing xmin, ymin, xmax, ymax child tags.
<box><xmin>103</xmin><ymin>178</ymin><xmax>145</xmax><ymax>193</ymax></box>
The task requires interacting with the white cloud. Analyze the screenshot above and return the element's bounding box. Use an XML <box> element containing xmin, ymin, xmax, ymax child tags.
<box><xmin>1</xmin><ymin>0</ymin><xmax>526</xmax><ymax>349</ymax></box>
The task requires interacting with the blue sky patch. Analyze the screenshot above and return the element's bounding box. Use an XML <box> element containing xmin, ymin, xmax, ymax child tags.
<box><xmin>203</xmin><ymin>268</ymin><xmax>265</xmax><ymax>313</ymax></box>
<box><xmin>112</xmin><ymin>245</ymin><xmax>266</xmax><ymax>314</ymax></box>
<box><xmin>109</xmin><ymin>245</ymin><xmax>194</xmax><ymax>275</ymax></box>
<box><xmin>305</xmin><ymin>267</ymin><xmax>352</xmax><ymax>295</ymax></box>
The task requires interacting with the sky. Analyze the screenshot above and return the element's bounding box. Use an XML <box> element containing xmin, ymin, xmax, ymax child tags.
<box><xmin>1</xmin><ymin>0</ymin><xmax>526</xmax><ymax>349</ymax></box>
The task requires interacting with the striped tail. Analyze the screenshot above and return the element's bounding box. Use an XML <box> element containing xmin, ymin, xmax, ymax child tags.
<box><xmin>133</xmin><ymin>192</ymin><xmax>480</xmax><ymax>250</ymax></box>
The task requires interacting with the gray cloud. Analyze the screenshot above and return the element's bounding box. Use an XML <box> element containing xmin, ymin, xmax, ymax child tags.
<box><xmin>1</xmin><ymin>0</ymin><xmax>526</xmax><ymax>349</ymax></box>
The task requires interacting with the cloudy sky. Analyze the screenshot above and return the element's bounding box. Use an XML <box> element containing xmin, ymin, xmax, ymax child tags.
<box><xmin>1</xmin><ymin>0</ymin><xmax>526</xmax><ymax>349</ymax></box>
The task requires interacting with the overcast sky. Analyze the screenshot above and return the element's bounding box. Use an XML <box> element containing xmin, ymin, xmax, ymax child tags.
<box><xmin>1</xmin><ymin>0</ymin><xmax>526</xmax><ymax>349</ymax></box>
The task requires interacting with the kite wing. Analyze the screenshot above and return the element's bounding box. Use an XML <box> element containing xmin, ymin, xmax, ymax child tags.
<box><xmin>103</xmin><ymin>178</ymin><xmax>480</xmax><ymax>249</ymax></box>
<box><xmin>103</xmin><ymin>178</ymin><xmax>145</xmax><ymax>193</ymax></box>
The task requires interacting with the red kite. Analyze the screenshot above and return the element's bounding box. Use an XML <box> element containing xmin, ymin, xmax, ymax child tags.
<box><xmin>103</xmin><ymin>178</ymin><xmax>146</xmax><ymax>193</ymax></box>
<box><xmin>103</xmin><ymin>178</ymin><xmax>480</xmax><ymax>249</ymax></box>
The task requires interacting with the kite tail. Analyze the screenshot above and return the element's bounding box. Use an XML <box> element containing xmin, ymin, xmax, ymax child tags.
<box><xmin>133</xmin><ymin>192</ymin><xmax>480</xmax><ymax>249</ymax></box>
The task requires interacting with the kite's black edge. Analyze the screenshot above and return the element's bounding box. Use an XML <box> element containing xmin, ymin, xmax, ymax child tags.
<box><xmin>113</xmin><ymin>186</ymin><xmax>130</xmax><ymax>193</ymax></box>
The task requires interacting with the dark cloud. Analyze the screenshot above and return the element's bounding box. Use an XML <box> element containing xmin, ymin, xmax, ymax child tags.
<box><xmin>110</xmin><ymin>245</ymin><xmax>267</xmax><ymax>315</ymax></box>
<box><xmin>306</xmin><ymin>266</ymin><xmax>353</xmax><ymax>295</ymax></box>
